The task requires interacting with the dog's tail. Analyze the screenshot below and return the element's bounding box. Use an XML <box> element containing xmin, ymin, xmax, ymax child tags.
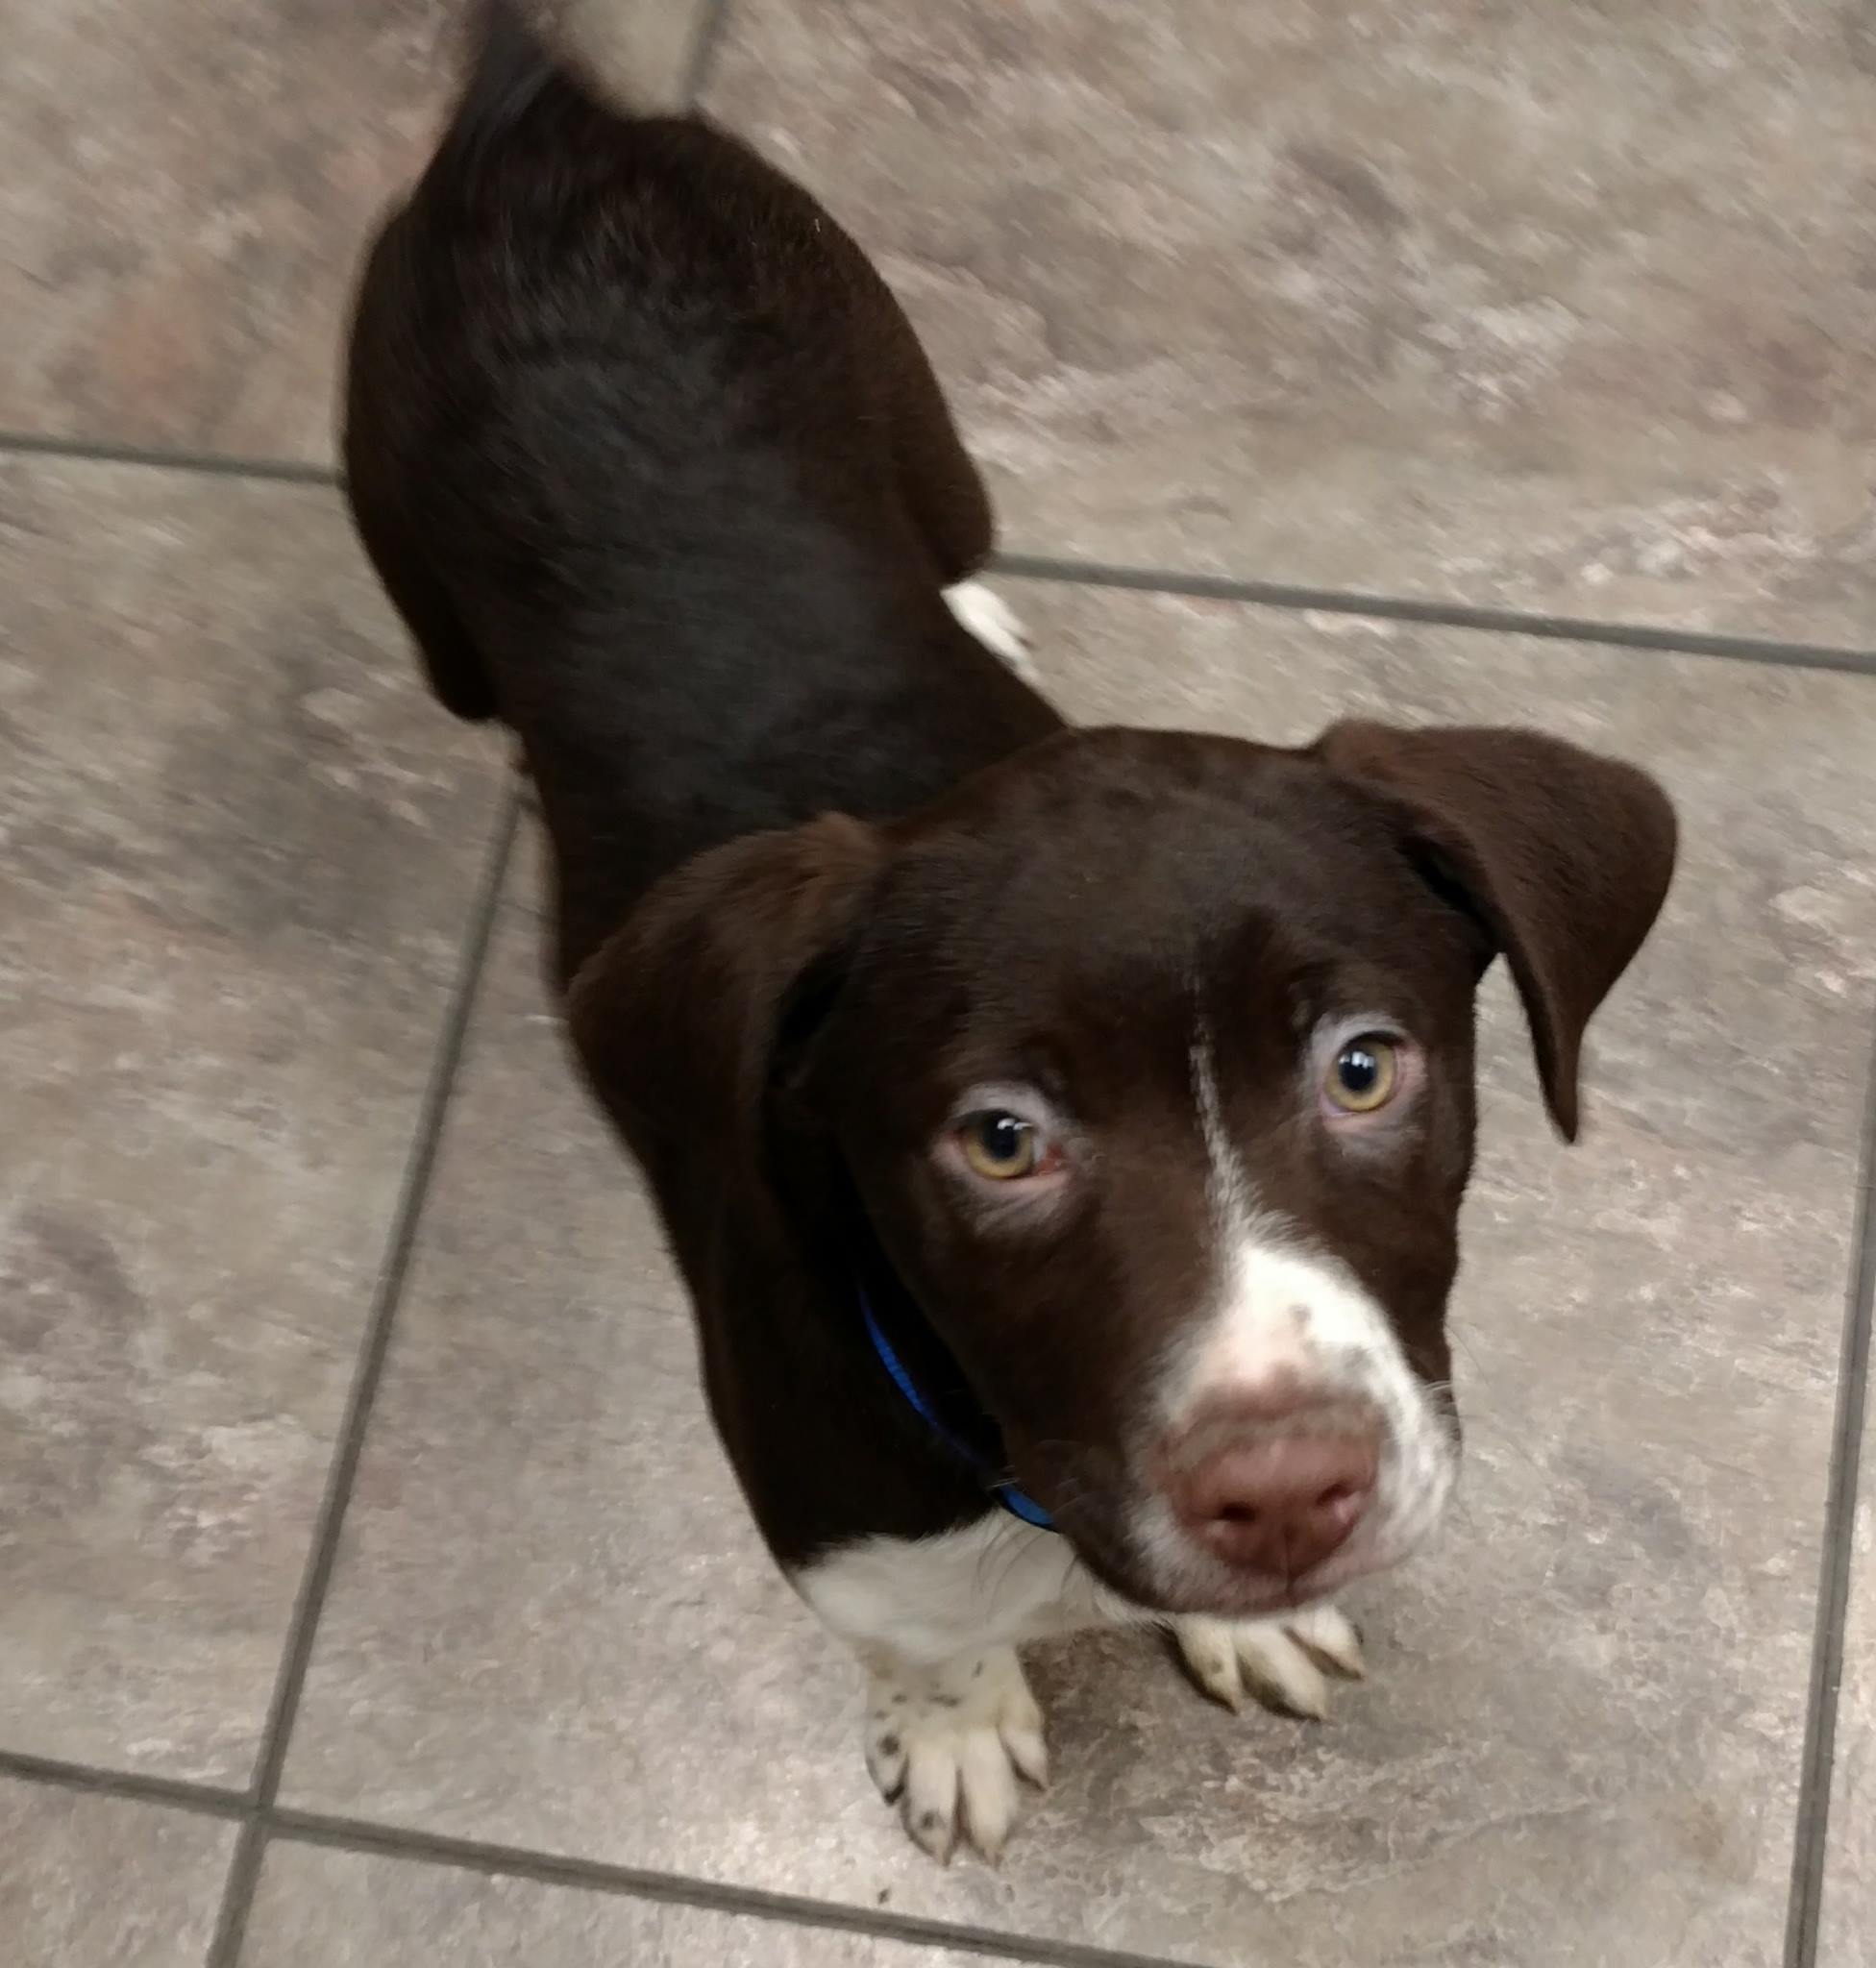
<box><xmin>453</xmin><ymin>0</ymin><xmax>688</xmax><ymax>153</ymax></box>
<box><xmin>454</xmin><ymin>2</ymin><xmax>561</xmax><ymax>145</ymax></box>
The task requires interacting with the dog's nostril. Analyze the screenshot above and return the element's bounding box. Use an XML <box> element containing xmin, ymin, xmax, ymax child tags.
<box><xmin>1166</xmin><ymin>1415</ymin><xmax>1382</xmax><ymax>1578</ymax></box>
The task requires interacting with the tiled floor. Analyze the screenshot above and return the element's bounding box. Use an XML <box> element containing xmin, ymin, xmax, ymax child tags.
<box><xmin>2</xmin><ymin>3</ymin><xmax>1871</xmax><ymax>1966</ymax></box>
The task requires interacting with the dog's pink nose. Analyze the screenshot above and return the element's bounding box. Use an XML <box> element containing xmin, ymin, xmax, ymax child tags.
<box><xmin>1167</xmin><ymin>1402</ymin><xmax>1379</xmax><ymax>1579</ymax></box>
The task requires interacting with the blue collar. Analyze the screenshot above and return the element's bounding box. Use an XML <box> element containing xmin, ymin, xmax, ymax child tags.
<box><xmin>857</xmin><ymin>1282</ymin><xmax>1056</xmax><ymax>1531</ymax></box>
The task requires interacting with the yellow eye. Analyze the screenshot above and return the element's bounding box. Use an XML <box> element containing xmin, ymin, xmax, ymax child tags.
<box><xmin>958</xmin><ymin>1110</ymin><xmax>1044</xmax><ymax>1180</ymax></box>
<box><xmin>1324</xmin><ymin>1037</ymin><xmax>1399</xmax><ymax>1114</ymax></box>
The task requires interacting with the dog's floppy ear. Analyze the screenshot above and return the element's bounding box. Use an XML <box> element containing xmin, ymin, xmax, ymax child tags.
<box><xmin>566</xmin><ymin>813</ymin><xmax>884</xmax><ymax>1184</ymax></box>
<box><xmin>1316</xmin><ymin>722</ymin><xmax>1677</xmax><ymax>1141</ymax></box>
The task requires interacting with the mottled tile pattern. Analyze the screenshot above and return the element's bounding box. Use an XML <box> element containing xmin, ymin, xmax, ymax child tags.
<box><xmin>0</xmin><ymin>0</ymin><xmax>449</xmax><ymax>459</ymax></box>
<box><xmin>707</xmin><ymin>0</ymin><xmax>1876</xmax><ymax>643</ymax></box>
<box><xmin>241</xmin><ymin>1842</ymin><xmax>987</xmax><ymax>1967</ymax></box>
<box><xmin>0</xmin><ymin>1778</ymin><xmax>234</xmax><ymax>1968</ymax></box>
<box><xmin>280</xmin><ymin>588</ymin><xmax>1873</xmax><ymax>1964</ymax></box>
<box><xmin>7</xmin><ymin>0</ymin><xmax>1874</xmax><ymax>1956</ymax></box>
<box><xmin>0</xmin><ymin>0</ymin><xmax>702</xmax><ymax>460</ymax></box>
<box><xmin>1821</xmin><ymin>1388</ymin><xmax>1876</xmax><ymax>1967</ymax></box>
<box><xmin>0</xmin><ymin>458</ymin><xmax>500</xmax><ymax>1779</ymax></box>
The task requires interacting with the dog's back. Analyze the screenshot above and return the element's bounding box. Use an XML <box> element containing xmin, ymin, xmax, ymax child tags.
<box><xmin>344</xmin><ymin>3</ymin><xmax>1054</xmax><ymax>979</ymax></box>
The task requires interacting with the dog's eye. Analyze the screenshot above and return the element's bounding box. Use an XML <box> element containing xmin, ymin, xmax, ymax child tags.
<box><xmin>957</xmin><ymin>1110</ymin><xmax>1046</xmax><ymax>1180</ymax></box>
<box><xmin>1324</xmin><ymin>1036</ymin><xmax>1399</xmax><ymax>1114</ymax></box>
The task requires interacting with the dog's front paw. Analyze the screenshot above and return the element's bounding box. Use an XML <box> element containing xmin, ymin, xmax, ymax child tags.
<box><xmin>942</xmin><ymin>578</ymin><xmax>1039</xmax><ymax>685</ymax></box>
<box><xmin>863</xmin><ymin>1644</ymin><xmax>1049</xmax><ymax>1863</ymax></box>
<box><xmin>1172</xmin><ymin>1604</ymin><xmax>1366</xmax><ymax>1720</ymax></box>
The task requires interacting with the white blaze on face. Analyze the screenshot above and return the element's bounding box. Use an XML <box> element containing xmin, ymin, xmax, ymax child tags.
<box><xmin>1136</xmin><ymin>1021</ymin><xmax>1458</xmax><ymax>1600</ymax></box>
<box><xmin>1176</xmin><ymin>1021</ymin><xmax>1318</xmax><ymax>1408</ymax></box>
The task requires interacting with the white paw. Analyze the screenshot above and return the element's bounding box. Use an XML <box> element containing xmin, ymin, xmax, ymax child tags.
<box><xmin>1172</xmin><ymin>1603</ymin><xmax>1366</xmax><ymax>1720</ymax></box>
<box><xmin>863</xmin><ymin>1644</ymin><xmax>1049</xmax><ymax>1862</ymax></box>
<box><xmin>942</xmin><ymin>578</ymin><xmax>1039</xmax><ymax>684</ymax></box>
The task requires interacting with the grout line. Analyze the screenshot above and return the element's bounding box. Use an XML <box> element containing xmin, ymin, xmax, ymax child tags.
<box><xmin>4</xmin><ymin>422</ymin><xmax>1872</xmax><ymax>683</ymax></box>
<box><xmin>0</xmin><ymin>429</ymin><xmax>337</xmax><ymax>486</ymax></box>
<box><xmin>0</xmin><ymin>1744</ymin><xmax>1203</xmax><ymax>1968</ymax></box>
<box><xmin>990</xmin><ymin>552</ymin><xmax>1876</xmax><ymax>678</ymax></box>
<box><xmin>0</xmin><ymin>1749</ymin><xmax>248</xmax><ymax>1822</ymax></box>
<box><xmin>268</xmin><ymin>1808</ymin><xmax>1205</xmax><ymax>1968</ymax></box>
<box><xmin>202</xmin><ymin>784</ymin><xmax>522</xmax><ymax>1968</ymax></box>
<box><xmin>1783</xmin><ymin>1006</ymin><xmax>1876</xmax><ymax>1968</ymax></box>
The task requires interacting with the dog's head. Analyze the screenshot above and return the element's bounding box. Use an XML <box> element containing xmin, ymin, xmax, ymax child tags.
<box><xmin>571</xmin><ymin>722</ymin><xmax>1675</xmax><ymax>1616</ymax></box>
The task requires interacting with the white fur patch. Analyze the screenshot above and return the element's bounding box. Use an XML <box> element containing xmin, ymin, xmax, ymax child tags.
<box><xmin>1148</xmin><ymin>1027</ymin><xmax>1458</xmax><ymax>1603</ymax></box>
<box><xmin>862</xmin><ymin>1642</ymin><xmax>1048</xmax><ymax>1861</ymax></box>
<box><xmin>799</xmin><ymin>1518</ymin><xmax>1129</xmax><ymax>1860</ymax></box>
<box><xmin>943</xmin><ymin>578</ymin><xmax>1038</xmax><ymax>683</ymax></box>
<box><xmin>797</xmin><ymin>1517</ymin><xmax>1370</xmax><ymax>1858</ymax></box>
<box><xmin>797</xmin><ymin>1513</ymin><xmax>1136</xmax><ymax>1666</ymax></box>
<box><xmin>1172</xmin><ymin>1604</ymin><xmax>1366</xmax><ymax>1718</ymax></box>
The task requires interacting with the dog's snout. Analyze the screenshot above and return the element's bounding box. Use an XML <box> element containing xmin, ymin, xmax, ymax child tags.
<box><xmin>1162</xmin><ymin>1395</ymin><xmax>1381</xmax><ymax>1581</ymax></box>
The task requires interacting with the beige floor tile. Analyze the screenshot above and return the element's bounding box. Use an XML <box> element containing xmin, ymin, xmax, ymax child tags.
<box><xmin>242</xmin><ymin>1840</ymin><xmax>996</xmax><ymax>1967</ymax></box>
<box><xmin>0</xmin><ymin>1777</ymin><xmax>234</xmax><ymax>1968</ymax></box>
<box><xmin>0</xmin><ymin>457</ymin><xmax>500</xmax><ymax>1780</ymax></box>
<box><xmin>708</xmin><ymin>0</ymin><xmax>1876</xmax><ymax>644</ymax></box>
<box><xmin>0</xmin><ymin>0</ymin><xmax>704</xmax><ymax>460</ymax></box>
<box><xmin>280</xmin><ymin>586</ymin><xmax>1874</xmax><ymax>1964</ymax></box>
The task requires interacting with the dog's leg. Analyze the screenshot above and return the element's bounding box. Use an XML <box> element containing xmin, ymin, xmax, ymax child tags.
<box><xmin>795</xmin><ymin>1516</ymin><xmax>1119</xmax><ymax>1861</ymax></box>
<box><xmin>858</xmin><ymin>1641</ymin><xmax>1049</xmax><ymax>1863</ymax></box>
<box><xmin>844</xmin><ymin>242</ymin><xmax>1042</xmax><ymax>690</ymax></box>
<box><xmin>876</xmin><ymin>332</ymin><xmax>995</xmax><ymax>586</ymax></box>
<box><xmin>344</xmin><ymin>445</ymin><xmax>496</xmax><ymax>725</ymax></box>
<box><xmin>1169</xmin><ymin>1604</ymin><xmax>1367</xmax><ymax>1720</ymax></box>
<box><xmin>846</xmin><ymin>249</ymin><xmax>999</xmax><ymax>589</ymax></box>
<box><xmin>344</xmin><ymin>218</ymin><xmax>498</xmax><ymax>726</ymax></box>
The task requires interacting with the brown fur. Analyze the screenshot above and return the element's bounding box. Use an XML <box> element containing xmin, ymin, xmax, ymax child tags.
<box><xmin>350</xmin><ymin>10</ymin><xmax>1677</xmax><ymax>1594</ymax></box>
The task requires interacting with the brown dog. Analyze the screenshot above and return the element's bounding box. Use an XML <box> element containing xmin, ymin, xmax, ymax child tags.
<box><xmin>345</xmin><ymin>4</ymin><xmax>1677</xmax><ymax>1861</ymax></box>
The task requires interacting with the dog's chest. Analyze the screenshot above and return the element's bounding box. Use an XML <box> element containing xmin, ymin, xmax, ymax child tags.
<box><xmin>793</xmin><ymin>1514</ymin><xmax>1148</xmax><ymax>1667</ymax></box>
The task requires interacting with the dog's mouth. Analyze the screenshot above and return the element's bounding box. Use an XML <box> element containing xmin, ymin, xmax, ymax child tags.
<box><xmin>1052</xmin><ymin>1493</ymin><xmax>1451</xmax><ymax>1621</ymax></box>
